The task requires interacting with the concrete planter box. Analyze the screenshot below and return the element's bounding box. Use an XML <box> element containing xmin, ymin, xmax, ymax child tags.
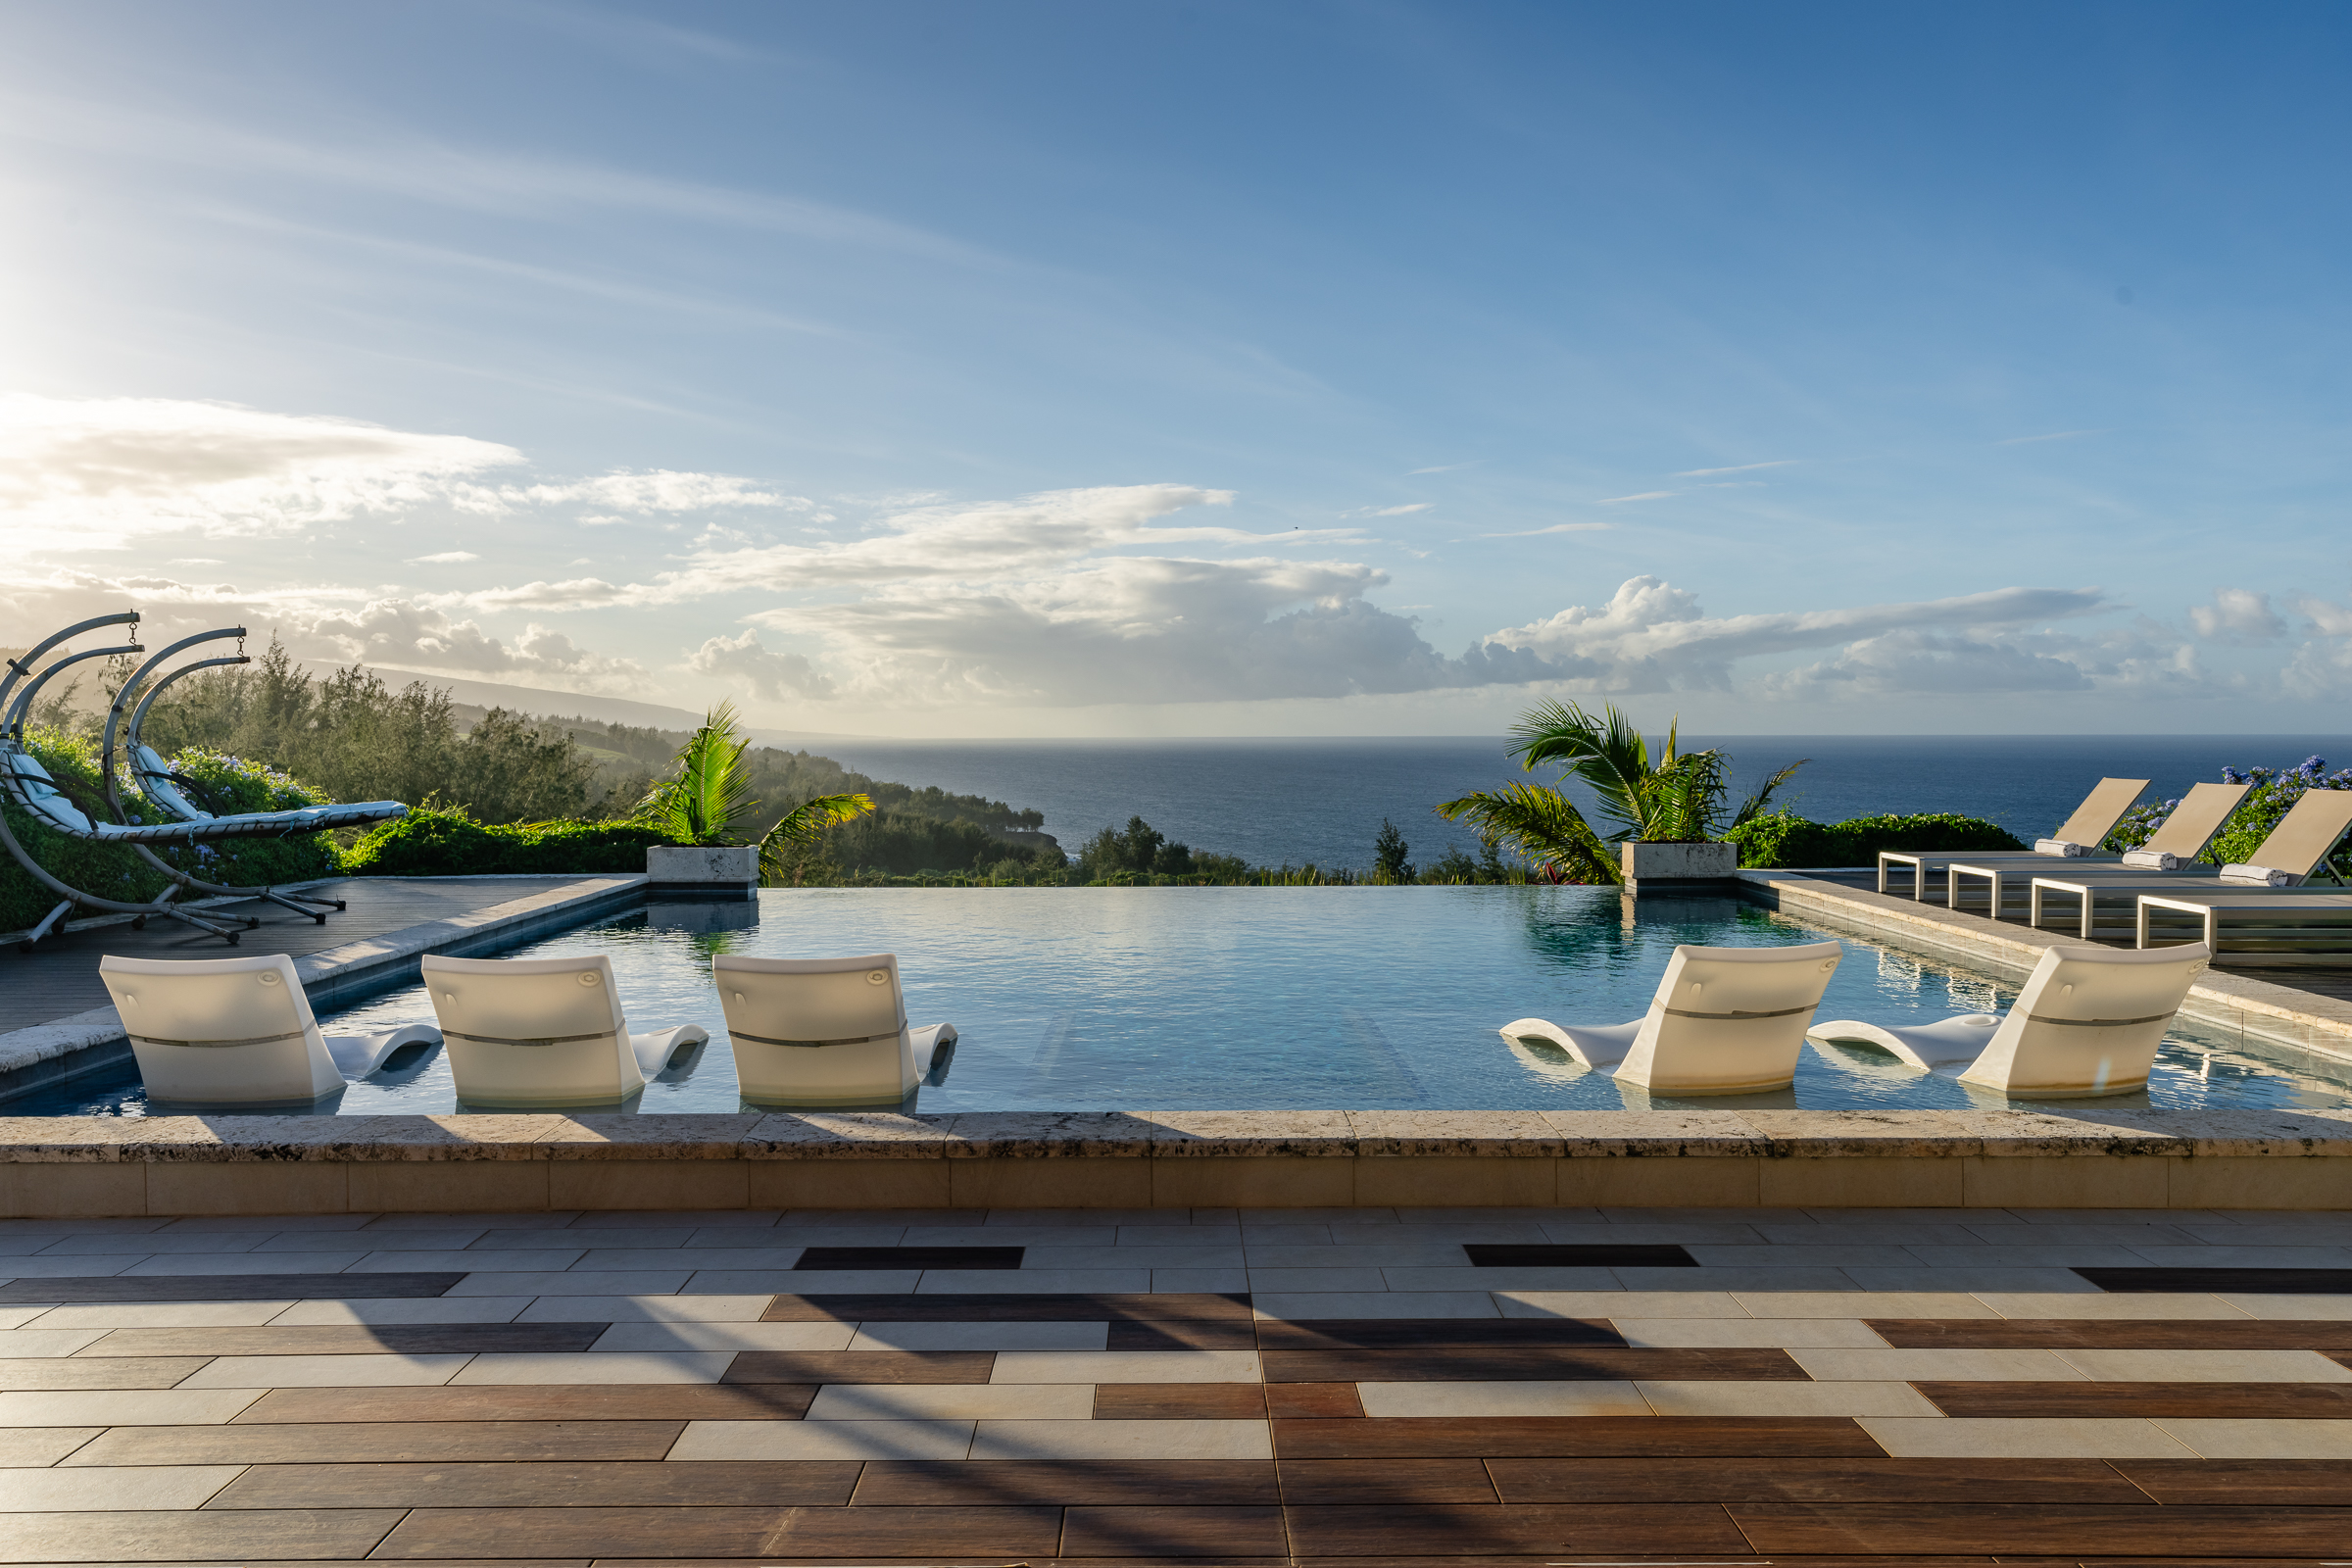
<box><xmin>1621</xmin><ymin>840</ymin><xmax>1737</xmax><ymax>896</ymax></box>
<box><xmin>646</xmin><ymin>845</ymin><xmax>760</xmax><ymax>902</ymax></box>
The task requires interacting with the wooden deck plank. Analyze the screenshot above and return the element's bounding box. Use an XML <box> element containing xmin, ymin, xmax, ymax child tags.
<box><xmin>1274</xmin><ymin>1458</ymin><xmax>1498</xmax><ymax>1504</ymax></box>
<box><xmin>65</xmin><ymin>1419</ymin><xmax>685</xmax><ymax>1464</ymax></box>
<box><xmin>1094</xmin><ymin>1383</ymin><xmax>1269</xmax><ymax>1419</ymax></box>
<box><xmin>1872</xmin><ymin>1317</ymin><xmax>2352</xmax><ymax>1349</ymax></box>
<box><xmin>229</xmin><ymin>1384</ymin><xmax>815</xmax><ymax>1423</ymax></box>
<box><xmin>368</xmin><ymin>1504</ymin><xmax>1064</xmax><ymax>1560</ymax></box>
<box><xmin>1485</xmin><ymin>1455</ymin><xmax>2146</xmax><ymax>1504</ymax></box>
<box><xmin>849</xmin><ymin>1460</ymin><xmax>1281</xmax><ymax>1506</ymax></box>
<box><xmin>1281</xmin><ymin>1501</ymin><xmax>1750</xmax><ymax>1555</ymax></box>
<box><xmin>203</xmin><ymin>1459</ymin><xmax>860</xmax><ymax>1509</ymax></box>
<box><xmin>1260</xmin><ymin>1347</ymin><xmax>1805</xmax><ymax>1383</ymax></box>
<box><xmin>82</xmin><ymin>1324</ymin><xmax>604</xmax><ymax>1356</ymax></box>
<box><xmin>1728</xmin><ymin>1501</ymin><xmax>2352</xmax><ymax>1554</ymax></box>
<box><xmin>1271</xmin><ymin>1416</ymin><xmax>1884</xmax><ymax>1458</ymax></box>
<box><xmin>1063</xmin><ymin>1504</ymin><xmax>1287</xmax><ymax>1558</ymax></box>
<box><xmin>719</xmin><ymin>1349</ymin><xmax>994</xmax><ymax>1384</ymax></box>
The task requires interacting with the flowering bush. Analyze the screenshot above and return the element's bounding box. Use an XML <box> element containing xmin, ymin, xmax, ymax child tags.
<box><xmin>2101</xmin><ymin>757</ymin><xmax>2352</xmax><ymax>870</ymax></box>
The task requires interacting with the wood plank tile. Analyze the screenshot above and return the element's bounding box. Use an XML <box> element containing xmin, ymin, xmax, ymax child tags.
<box><xmin>1095</xmin><ymin>1384</ymin><xmax>1269</xmax><ymax>1420</ymax></box>
<box><xmin>1731</xmin><ymin>1500</ymin><xmax>2352</xmax><ymax>1554</ymax></box>
<box><xmin>1487</xmin><ymin>1456</ymin><xmax>2143</xmax><ymax>1504</ymax></box>
<box><xmin>0</xmin><ymin>1273</ymin><xmax>462</xmax><ymax>1303</ymax></box>
<box><xmin>1266</xmin><ymin>1383</ymin><xmax>1363</xmax><ymax>1419</ymax></box>
<box><xmin>230</xmin><ymin>1384</ymin><xmax>816</xmax><ymax>1423</ymax></box>
<box><xmin>1916</xmin><ymin>1381</ymin><xmax>2352</xmax><ymax>1418</ymax></box>
<box><xmin>1108</xmin><ymin>1320</ymin><xmax>1259</xmax><ymax>1350</ymax></box>
<box><xmin>1276</xmin><ymin>1458</ymin><xmax>1496</xmax><ymax>1504</ymax></box>
<box><xmin>795</xmin><ymin>1245</ymin><xmax>1024</xmax><ymax>1269</ymax></box>
<box><xmin>2077</xmin><ymin>1267</ymin><xmax>2352</xmax><ymax>1294</ymax></box>
<box><xmin>1272</xmin><ymin>1416</ymin><xmax>1883</xmax><ymax>1458</ymax></box>
<box><xmin>84</xmin><ymin>1323</ymin><xmax>606</xmax><ymax>1356</ymax></box>
<box><xmin>2110</xmin><ymin>1457</ymin><xmax>2352</xmax><ymax>1505</ymax></box>
<box><xmin>205</xmin><ymin>1459</ymin><xmax>860</xmax><ymax>1508</ymax></box>
<box><xmin>66</xmin><ymin>1420</ymin><xmax>688</xmax><ymax>1465</ymax></box>
<box><xmin>762</xmin><ymin>1292</ymin><xmax>1252</xmax><ymax>1322</ymax></box>
<box><xmin>0</xmin><ymin>1428</ymin><xmax>101</xmax><ymax>1467</ymax></box>
<box><xmin>1257</xmin><ymin>1318</ymin><xmax>1623</xmax><ymax>1349</ymax></box>
<box><xmin>1064</xmin><ymin>1504</ymin><xmax>1286</xmax><ymax>1557</ymax></box>
<box><xmin>0</xmin><ymin>1356</ymin><xmax>209</xmax><ymax>1391</ymax></box>
<box><xmin>1282</xmin><ymin>1501</ymin><xmax>1749</xmax><ymax>1555</ymax></box>
<box><xmin>853</xmin><ymin>1459</ymin><xmax>1281</xmax><ymax>1506</ymax></box>
<box><xmin>720</xmin><ymin>1350</ymin><xmax>993</xmax><ymax>1384</ymax></box>
<box><xmin>1871</xmin><ymin>1318</ymin><xmax>2352</xmax><ymax>1349</ymax></box>
<box><xmin>1261</xmin><ymin>1347</ymin><xmax>1803</xmax><ymax>1383</ymax></box>
<box><xmin>0</xmin><ymin>1506</ymin><xmax>405</xmax><ymax>1562</ymax></box>
<box><xmin>368</xmin><ymin>1504</ymin><xmax>1064</xmax><ymax>1559</ymax></box>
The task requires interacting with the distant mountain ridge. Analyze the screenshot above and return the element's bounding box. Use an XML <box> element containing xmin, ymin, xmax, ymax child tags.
<box><xmin>365</xmin><ymin>667</ymin><xmax>867</xmax><ymax>748</ymax></box>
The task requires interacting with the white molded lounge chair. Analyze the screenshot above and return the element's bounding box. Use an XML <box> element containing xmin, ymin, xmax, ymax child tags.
<box><xmin>1877</xmin><ymin>776</ymin><xmax>2147</xmax><ymax>900</ymax></box>
<box><xmin>1807</xmin><ymin>941</ymin><xmax>2210</xmax><ymax>1098</ymax></box>
<box><xmin>712</xmin><ymin>953</ymin><xmax>956</xmax><ymax>1107</ymax></box>
<box><xmin>1500</xmin><ymin>941</ymin><xmax>1843</xmax><ymax>1096</ymax></box>
<box><xmin>420</xmin><ymin>953</ymin><xmax>709</xmax><ymax>1108</ymax></box>
<box><xmin>2028</xmin><ymin>788</ymin><xmax>2352</xmax><ymax>939</ymax></box>
<box><xmin>1952</xmin><ymin>779</ymin><xmax>2253</xmax><ymax>920</ymax></box>
<box><xmin>98</xmin><ymin>954</ymin><xmax>441</xmax><ymax>1104</ymax></box>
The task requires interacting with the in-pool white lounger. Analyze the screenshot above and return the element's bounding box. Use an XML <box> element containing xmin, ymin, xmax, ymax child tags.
<box><xmin>713</xmin><ymin>953</ymin><xmax>956</xmax><ymax>1108</ymax></box>
<box><xmin>1877</xmin><ymin>776</ymin><xmax>2148</xmax><ymax>900</ymax></box>
<box><xmin>99</xmin><ymin>953</ymin><xmax>441</xmax><ymax>1104</ymax></box>
<box><xmin>421</xmin><ymin>953</ymin><xmax>709</xmax><ymax>1108</ymax></box>
<box><xmin>1807</xmin><ymin>941</ymin><xmax>2210</xmax><ymax>1098</ymax></box>
<box><xmin>1501</xmin><ymin>941</ymin><xmax>1843</xmax><ymax>1096</ymax></box>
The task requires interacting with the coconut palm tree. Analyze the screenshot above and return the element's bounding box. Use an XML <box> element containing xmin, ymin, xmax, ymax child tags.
<box><xmin>1437</xmin><ymin>700</ymin><xmax>1804</xmax><ymax>884</ymax></box>
<box><xmin>634</xmin><ymin>702</ymin><xmax>873</xmax><ymax>883</ymax></box>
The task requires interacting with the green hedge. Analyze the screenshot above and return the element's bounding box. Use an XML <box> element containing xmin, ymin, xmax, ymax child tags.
<box><xmin>1</xmin><ymin>732</ymin><xmax>339</xmax><ymax>933</ymax></box>
<box><xmin>340</xmin><ymin>807</ymin><xmax>682</xmax><ymax>876</ymax></box>
<box><xmin>1727</xmin><ymin>810</ymin><xmax>2025</xmax><ymax>869</ymax></box>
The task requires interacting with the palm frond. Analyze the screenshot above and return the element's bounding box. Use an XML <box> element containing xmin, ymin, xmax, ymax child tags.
<box><xmin>757</xmin><ymin>792</ymin><xmax>875</xmax><ymax>884</ymax></box>
<box><xmin>1732</xmin><ymin>758</ymin><xmax>1810</xmax><ymax>829</ymax></box>
<box><xmin>636</xmin><ymin>702</ymin><xmax>758</xmax><ymax>845</ymax></box>
<box><xmin>1436</xmin><ymin>783</ymin><xmax>1619</xmax><ymax>884</ymax></box>
<box><xmin>1506</xmin><ymin>700</ymin><xmax>1659</xmax><ymax>841</ymax></box>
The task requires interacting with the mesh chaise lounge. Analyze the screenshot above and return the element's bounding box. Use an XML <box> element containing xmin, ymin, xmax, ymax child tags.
<box><xmin>1877</xmin><ymin>776</ymin><xmax>2147</xmax><ymax>901</ymax></box>
<box><xmin>1948</xmin><ymin>779</ymin><xmax>2251</xmax><ymax>920</ymax></box>
<box><xmin>421</xmin><ymin>953</ymin><xmax>710</xmax><ymax>1107</ymax></box>
<box><xmin>1500</xmin><ymin>940</ymin><xmax>1844</xmax><ymax>1095</ymax></box>
<box><xmin>1807</xmin><ymin>941</ymin><xmax>2210</xmax><ymax>1098</ymax></box>
<box><xmin>2027</xmin><ymin>788</ymin><xmax>2352</xmax><ymax>940</ymax></box>
<box><xmin>98</xmin><ymin>953</ymin><xmax>441</xmax><ymax>1104</ymax></box>
<box><xmin>712</xmin><ymin>952</ymin><xmax>957</xmax><ymax>1107</ymax></box>
<box><xmin>2137</xmin><ymin>889</ymin><xmax>2352</xmax><ymax>963</ymax></box>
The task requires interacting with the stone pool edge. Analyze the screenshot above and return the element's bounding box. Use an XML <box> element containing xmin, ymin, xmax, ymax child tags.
<box><xmin>4</xmin><ymin>1106</ymin><xmax>2352</xmax><ymax>1217</ymax></box>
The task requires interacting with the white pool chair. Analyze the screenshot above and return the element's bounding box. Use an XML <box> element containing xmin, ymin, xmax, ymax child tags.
<box><xmin>1808</xmin><ymin>941</ymin><xmax>2209</xmax><ymax>1098</ymax></box>
<box><xmin>1500</xmin><ymin>941</ymin><xmax>1844</xmax><ymax>1096</ymax></box>
<box><xmin>420</xmin><ymin>953</ymin><xmax>709</xmax><ymax>1108</ymax></box>
<box><xmin>98</xmin><ymin>954</ymin><xmax>441</xmax><ymax>1104</ymax></box>
<box><xmin>712</xmin><ymin>953</ymin><xmax>956</xmax><ymax>1107</ymax></box>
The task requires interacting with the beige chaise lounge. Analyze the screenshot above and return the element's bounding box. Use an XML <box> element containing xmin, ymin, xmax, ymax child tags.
<box><xmin>2028</xmin><ymin>788</ymin><xmax>2352</xmax><ymax>940</ymax></box>
<box><xmin>1948</xmin><ymin>780</ymin><xmax>2250</xmax><ymax>920</ymax></box>
<box><xmin>1877</xmin><ymin>776</ymin><xmax>2146</xmax><ymax>901</ymax></box>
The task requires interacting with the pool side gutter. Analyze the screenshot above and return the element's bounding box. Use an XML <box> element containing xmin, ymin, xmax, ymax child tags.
<box><xmin>3</xmin><ymin>1105</ymin><xmax>2351</xmax><ymax>1217</ymax></box>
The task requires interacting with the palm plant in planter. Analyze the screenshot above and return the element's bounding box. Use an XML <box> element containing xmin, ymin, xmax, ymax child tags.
<box><xmin>634</xmin><ymin>703</ymin><xmax>874</xmax><ymax>883</ymax></box>
<box><xmin>1437</xmin><ymin>701</ymin><xmax>1803</xmax><ymax>884</ymax></box>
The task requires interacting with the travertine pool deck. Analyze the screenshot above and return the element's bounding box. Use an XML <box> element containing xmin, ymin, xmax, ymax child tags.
<box><xmin>3</xmin><ymin>1201</ymin><xmax>2352</xmax><ymax>1565</ymax></box>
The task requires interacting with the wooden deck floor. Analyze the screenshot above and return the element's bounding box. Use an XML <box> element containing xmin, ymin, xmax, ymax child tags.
<box><xmin>0</xmin><ymin>878</ymin><xmax>583</xmax><ymax>1033</ymax></box>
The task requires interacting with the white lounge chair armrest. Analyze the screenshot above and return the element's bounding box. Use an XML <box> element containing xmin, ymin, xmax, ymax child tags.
<box><xmin>1499</xmin><ymin>1016</ymin><xmax>1644</xmax><ymax>1069</ymax></box>
<box><xmin>2220</xmin><ymin>863</ymin><xmax>2293</xmax><ymax>886</ymax></box>
<box><xmin>630</xmin><ymin>1024</ymin><xmax>711</xmax><ymax>1075</ymax></box>
<box><xmin>2120</xmin><ymin>849</ymin><xmax>2179</xmax><ymax>870</ymax></box>
<box><xmin>2034</xmin><ymin>839</ymin><xmax>2089</xmax><ymax>857</ymax></box>
<box><xmin>909</xmin><ymin>1022</ymin><xmax>956</xmax><ymax>1075</ymax></box>
<box><xmin>1808</xmin><ymin>1012</ymin><xmax>2001</xmax><ymax>1072</ymax></box>
<box><xmin>323</xmin><ymin>1023</ymin><xmax>443</xmax><ymax>1080</ymax></box>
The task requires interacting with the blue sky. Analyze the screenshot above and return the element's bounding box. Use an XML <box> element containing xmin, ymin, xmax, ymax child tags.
<box><xmin>4</xmin><ymin>1</ymin><xmax>2348</xmax><ymax>735</ymax></box>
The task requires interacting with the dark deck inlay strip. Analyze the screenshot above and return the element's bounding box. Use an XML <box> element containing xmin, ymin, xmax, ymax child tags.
<box><xmin>0</xmin><ymin>1271</ymin><xmax>465</xmax><ymax>1303</ymax></box>
<box><xmin>2076</xmin><ymin>1266</ymin><xmax>2352</xmax><ymax>1294</ymax></box>
<box><xmin>1463</xmin><ymin>1243</ymin><xmax>1697</xmax><ymax>1267</ymax></box>
<box><xmin>761</xmin><ymin>1291</ymin><xmax>1251</xmax><ymax>1322</ymax></box>
<box><xmin>794</xmin><ymin>1245</ymin><xmax>1025</xmax><ymax>1270</ymax></box>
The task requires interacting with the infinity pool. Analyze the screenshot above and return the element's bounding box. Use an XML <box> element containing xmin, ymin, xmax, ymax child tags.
<box><xmin>28</xmin><ymin>886</ymin><xmax>2352</xmax><ymax>1115</ymax></box>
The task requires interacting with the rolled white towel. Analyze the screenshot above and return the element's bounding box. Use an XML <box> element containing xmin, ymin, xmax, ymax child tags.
<box><xmin>2034</xmin><ymin>838</ymin><xmax>2090</xmax><ymax>857</ymax></box>
<box><xmin>2121</xmin><ymin>848</ymin><xmax>2180</xmax><ymax>870</ymax></box>
<box><xmin>2221</xmin><ymin>863</ymin><xmax>2293</xmax><ymax>886</ymax></box>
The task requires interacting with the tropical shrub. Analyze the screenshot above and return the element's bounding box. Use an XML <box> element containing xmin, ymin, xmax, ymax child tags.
<box><xmin>626</xmin><ymin>703</ymin><xmax>872</xmax><ymax>883</ymax></box>
<box><xmin>1727</xmin><ymin>810</ymin><xmax>2024</xmax><ymax>868</ymax></box>
<box><xmin>340</xmin><ymin>807</ymin><xmax>682</xmax><ymax>876</ymax></box>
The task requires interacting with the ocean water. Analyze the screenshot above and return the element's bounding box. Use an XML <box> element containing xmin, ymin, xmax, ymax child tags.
<box><xmin>823</xmin><ymin>734</ymin><xmax>2352</xmax><ymax>872</ymax></box>
<box><xmin>27</xmin><ymin>886</ymin><xmax>2352</xmax><ymax>1117</ymax></box>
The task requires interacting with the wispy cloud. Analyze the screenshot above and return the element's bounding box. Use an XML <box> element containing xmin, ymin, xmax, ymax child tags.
<box><xmin>410</xmin><ymin>550</ymin><xmax>480</xmax><ymax>564</ymax></box>
<box><xmin>1407</xmin><ymin>463</ymin><xmax>1473</xmax><ymax>474</ymax></box>
<box><xmin>1478</xmin><ymin>522</ymin><xmax>1612</xmax><ymax>538</ymax></box>
<box><xmin>1674</xmin><ymin>461</ymin><xmax>1796</xmax><ymax>477</ymax></box>
<box><xmin>1368</xmin><ymin>503</ymin><xmax>1431</xmax><ymax>515</ymax></box>
<box><xmin>1596</xmin><ymin>490</ymin><xmax>1676</xmax><ymax>505</ymax></box>
<box><xmin>1997</xmin><ymin>429</ymin><xmax>2104</xmax><ymax>446</ymax></box>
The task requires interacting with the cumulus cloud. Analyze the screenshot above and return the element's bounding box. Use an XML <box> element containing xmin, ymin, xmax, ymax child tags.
<box><xmin>687</xmin><ymin>629</ymin><xmax>836</xmax><ymax>701</ymax></box>
<box><xmin>411</xmin><ymin>550</ymin><xmax>480</xmax><ymax>564</ymax></box>
<box><xmin>2189</xmin><ymin>588</ymin><xmax>2287</xmax><ymax>645</ymax></box>
<box><xmin>294</xmin><ymin>599</ymin><xmax>648</xmax><ymax>688</ymax></box>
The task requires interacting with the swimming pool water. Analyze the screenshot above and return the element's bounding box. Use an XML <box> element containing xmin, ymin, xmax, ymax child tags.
<box><xmin>27</xmin><ymin>886</ymin><xmax>2352</xmax><ymax>1116</ymax></box>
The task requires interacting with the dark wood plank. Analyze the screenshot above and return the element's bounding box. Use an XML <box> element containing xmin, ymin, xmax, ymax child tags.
<box><xmin>1272</xmin><ymin>1416</ymin><xmax>1883</xmax><ymax>1458</ymax></box>
<box><xmin>0</xmin><ymin>1271</ymin><xmax>463</xmax><ymax>1302</ymax></box>
<box><xmin>795</xmin><ymin>1245</ymin><xmax>1023</xmax><ymax>1269</ymax></box>
<box><xmin>1464</xmin><ymin>1243</ymin><xmax>1696</xmax><ymax>1267</ymax></box>
<box><xmin>1916</xmin><ymin>1381</ymin><xmax>2352</xmax><ymax>1418</ymax></box>
<box><xmin>721</xmin><ymin>1350</ymin><xmax>993</xmax><ymax>1384</ymax></box>
<box><xmin>86</xmin><ymin>1323</ymin><xmax>605</xmax><ymax>1356</ymax></box>
<box><xmin>1109</xmin><ymin>1319</ymin><xmax>1259</xmax><ymax>1350</ymax></box>
<box><xmin>205</xmin><ymin>1460</ymin><xmax>860</xmax><ymax>1509</ymax></box>
<box><xmin>231</xmin><ymin>1384</ymin><xmax>815</xmax><ymax>1423</ymax></box>
<box><xmin>852</xmin><ymin>1459</ymin><xmax>1281</xmax><ymax>1506</ymax></box>
<box><xmin>761</xmin><ymin>1291</ymin><xmax>1251</xmax><ymax>1322</ymax></box>
<box><xmin>1095</xmin><ymin>1383</ymin><xmax>1268</xmax><ymax>1419</ymax></box>
<box><xmin>1261</xmin><ymin>1346</ymin><xmax>1803</xmax><ymax>1383</ymax></box>
<box><xmin>0</xmin><ymin>1355</ymin><xmax>209</xmax><ymax>1390</ymax></box>
<box><xmin>66</xmin><ymin>1420</ymin><xmax>688</xmax><ymax>1465</ymax></box>
<box><xmin>2111</xmin><ymin>1457</ymin><xmax>2352</xmax><ymax>1505</ymax></box>
<box><xmin>1266</xmin><ymin>1383</ymin><xmax>1364</xmax><ymax>1419</ymax></box>
<box><xmin>1257</xmin><ymin>1318</ymin><xmax>1623</xmax><ymax>1348</ymax></box>
<box><xmin>1487</xmin><ymin>1455</ymin><xmax>2144</xmax><ymax>1504</ymax></box>
<box><xmin>1283</xmin><ymin>1501</ymin><xmax>1749</xmax><ymax>1555</ymax></box>
<box><xmin>0</xmin><ymin>1507</ymin><xmax>405</xmax><ymax>1562</ymax></box>
<box><xmin>368</xmin><ymin>1504</ymin><xmax>1064</xmax><ymax>1559</ymax></box>
<box><xmin>1276</xmin><ymin>1458</ymin><xmax>1497</xmax><ymax>1504</ymax></box>
<box><xmin>2077</xmin><ymin>1266</ymin><xmax>2352</xmax><ymax>1293</ymax></box>
<box><xmin>1731</xmin><ymin>1500</ymin><xmax>2352</xmax><ymax>1554</ymax></box>
<box><xmin>1064</xmin><ymin>1504</ymin><xmax>1287</xmax><ymax>1557</ymax></box>
<box><xmin>1870</xmin><ymin>1317</ymin><xmax>2352</xmax><ymax>1349</ymax></box>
